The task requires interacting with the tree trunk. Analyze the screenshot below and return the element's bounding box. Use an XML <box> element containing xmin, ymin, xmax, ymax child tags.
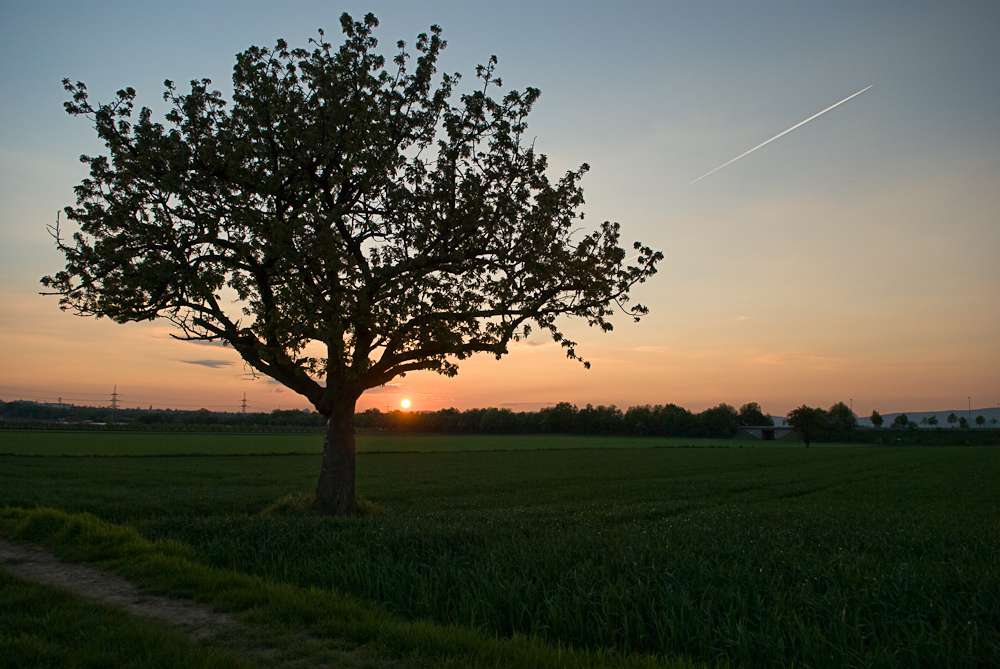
<box><xmin>314</xmin><ymin>399</ymin><xmax>358</xmax><ymax>516</ymax></box>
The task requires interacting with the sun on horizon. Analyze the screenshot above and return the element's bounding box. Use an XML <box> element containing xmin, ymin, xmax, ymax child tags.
<box><xmin>400</xmin><ymin>398</ymin><xmax>411</xmax><ymax>409</ymax></box>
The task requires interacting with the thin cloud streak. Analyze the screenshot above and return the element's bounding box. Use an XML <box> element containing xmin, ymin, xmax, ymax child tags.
<box><xmin>676</xmin><ymin>85</ymin><xmax>873</xmax><ymax>193</ymax></box>
<box><xmin>180</xmin><ymin>359</ymin><xmax>234</xmax><ymax>368</ymax></box>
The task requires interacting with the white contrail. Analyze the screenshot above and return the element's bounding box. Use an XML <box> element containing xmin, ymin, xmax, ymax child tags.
<box><xmin>678</xmin><ymin>85</ymin><xmax>873</xmax><ymax>192</ymax></box>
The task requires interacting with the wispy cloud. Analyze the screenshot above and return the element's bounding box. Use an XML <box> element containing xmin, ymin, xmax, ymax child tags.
<box><xmin>754</xmin><ymin>353</ymin><xmax>840</xmax><ymax>365</ymax></box>
<box><xmin>180</xmin><ymin>359</ymin><xmax>234</xmax><ymax>368</ymax></box>
<box><xmin>185</xmin><ymin>340</ymin><xmax>232</xmax><ymax>348</ymax></box>
<box><xmin>501</xmin><ymin>402</ymin><xmax>557</xmax><ymax>408</ymax></box>
<box><xmin>151</xmin><ymin>331</ymin><xmax>230</xmax><ymax>347</ymax></box>
<box><xmin>360</xmin><ymin>384</ymin><xmax>402</xmax><ymax>396</ymax></box>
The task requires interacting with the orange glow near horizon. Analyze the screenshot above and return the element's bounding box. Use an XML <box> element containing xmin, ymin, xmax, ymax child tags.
<box><xmin>2</xmin><ymin>296</ymin><xmax>993</xmax><ymax>420</ymax></box>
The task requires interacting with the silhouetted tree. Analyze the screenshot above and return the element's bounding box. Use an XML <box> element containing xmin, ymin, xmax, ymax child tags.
<box><xmin>576</xmin><ymin>404</ymin><xmax>624</xmax><ymax>435</ymax></box>
<box><xmin>786</xmin><ymin>405</ymin><xmax>827</xmax><ymax>447</ymax></box>
<box><xmin>654</xmin><ymin>404</ymin><xmax>698</xmax><ymax>436</ymax></box>
<box><xmin>891</xmin><ymin>414</ymin><xmax>909</xmax><ymax>429</ymax></box>
<box><xmin>540</xmin><ymin>402</ymin><xmax>580</xmax><ymax>433</ymax></box>
<box><xmin>947</xmin><ymin>413</ymin><xmax>958</xmax><ymax>428</ymax></box>
<box><xmin>975</xmin><ymin>415</ymin><xmax>985</xmax><ymax>428</ymax></box>
<box><xmin>699</xmin><ymin>403</ymin><xmax>740</xmax><ymax>438</ymax></box>
<box><xmin>870</xmin><ymin>410</ymin><xmax>883</xmax><ymax>429</ymax></box>
<box><xmin>623</xmin><ymin>404</ymin><xmax>654</xmax><ymax>435</ymax></box>
<box><xmin>959</xmin><ymin>416</ymin><xmax>969</xmax><ymax>429</ymax></box>
<box><xmin>738</xmin><ymin>402</ymin><xmax>773</xmax><ymax>427</ymax></box>
<box><xmin>826</xmin><ymin>401</ymin><xmax>857</xmax><ymax>439</ymax></box>
<box><xmin>43</xmin><ymin>14</ymin><xmax>660</xmax><ymax>515</ymax></box>
<box><xmin>927</xmin><ymin>415</ymin><xmax>939</xmax><ymax>426</ymax></box>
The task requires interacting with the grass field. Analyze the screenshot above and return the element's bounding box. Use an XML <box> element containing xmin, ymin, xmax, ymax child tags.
<box><xmin>2</xmin><ymin>432</ymin><xmax>998</xmax><ymax>667</ymax></box>
<box><xmin>0</xmin><ymin>429</ymin><xmax>792</xmax><ymax>456</ymax></box>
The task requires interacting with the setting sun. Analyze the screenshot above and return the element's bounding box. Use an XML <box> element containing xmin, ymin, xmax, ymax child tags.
<box><xmin>400</xmin><ymin>399</ymin><xmax>411</xmax><ymax>409</ymax></box>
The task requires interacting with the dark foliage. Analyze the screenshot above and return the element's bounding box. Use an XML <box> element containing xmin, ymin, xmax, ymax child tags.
<box><xmin>738</xmin><ymin>401</ymin><xmax>773</xmax><ymax>427</ymax></box>
<box><xmin>826</xmin><ymin>401</ymin><xmax>858</xmax><ymax>439</ymax></box>
<box><xmin>786</xmin><ymin>405</ymin><xmax>828</xmax><ymax>447</ymax></box>
<box><xmin>42</xmin><ymin>13</ymin><xmax>660</xmax><ymax>513</ymax></box>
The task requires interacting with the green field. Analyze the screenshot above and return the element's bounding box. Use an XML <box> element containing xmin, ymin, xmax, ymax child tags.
<box><xmin>0</xmin><ymin>429</ymin><xmax>790</xmax><ymax>456</ymax></box>
<box><xmin>2</xmin><ymin>432</ymin><xmax>998</xmax><ymax>667</ymax></box>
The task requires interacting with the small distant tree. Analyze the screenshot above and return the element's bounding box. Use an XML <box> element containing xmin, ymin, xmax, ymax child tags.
<box><xmin>738</xmin><ymin>402</ymin><xmax>773</xmax><ymax>427</ymax></box>
<box><xmin>947</xmin><ymin>413</ymin><xmax>958</xmax><ymax>428</ymax></box>
<box><xmin>958</xmin><ymin>416</ymin><xmax>969</xmax><ymax>429</ymax></box>
<box><xmin>975</xmin><ymin>415</ymin><xmax>985</xmax><ymax>428</ymax></box>
<box><xmin>870</xmin><ymin>410</ymin><xmax>883</xmax><ymax>429</ymax></box>
<box><xmin>927</xmin><ymin>415</ymin><xmax>939</xmax><ymax>426</ymax></box>
<box><xmin>699</xmin><ymin>403</ymin><xmax>740</xmax><ymax>438</ymax></box>
<box><xmin>827</xmin><ymin>401</ymin><xmax>857</xmax><ymax>439</ymax></box>
<box><xmin>891</xmin><ymin>414</ymin><xmax>909</xmax><ymax>429</ymax></box>
<box><xmin>990</xmin><ymin>417</ymin><xmax>998</xmax><ymax>429</ymax></box>
<box><xmin>786</xmin><ymin>405</ymin><xmax>828</xmax><ymax>447</ymax></box>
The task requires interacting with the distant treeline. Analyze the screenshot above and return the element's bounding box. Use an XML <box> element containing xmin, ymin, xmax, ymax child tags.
<box><xmin>1</xmin><ymin>399</ymin><xmax>775</xmax><ymax>439</ymax></box>
<box><xmin>355</xmin><ymin>402</ymin><xmax>766</xmax><ymax>439</ymax></box>
<box><xmin>2</xmin><ymin>399</ymin><xmax>996</xmax><ymax>445</ymax></box>
<box><xmin>1</xmin><ymin>399</ymin><xmax>769</xmax><ymax>437</ymax></box>
<box><xmin>0</xmin><ymin>400</ymin><xmax>325</xmax><ymax>431</ymax></box>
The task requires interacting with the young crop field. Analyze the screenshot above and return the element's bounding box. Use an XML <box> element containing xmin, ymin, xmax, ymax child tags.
<box><xmin>2</xmin><ymin>435</ymin><xmax>998</xmax><ymax>667</ymax></box>
<box><xmin>0</xmin><ymin>429</ymin><xmax>779</xmax><ymax>456</ymax></box>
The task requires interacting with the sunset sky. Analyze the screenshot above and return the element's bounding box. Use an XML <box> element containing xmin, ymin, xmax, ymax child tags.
<box><xmin>1</xmin><ymin>1</ymin><xmax>997</xmax><ymax>417</ymax></box>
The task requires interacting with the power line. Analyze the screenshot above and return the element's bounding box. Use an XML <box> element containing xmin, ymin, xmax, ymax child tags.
<box><xmin>110</xmin><ymin>385</ymin><xmax>119</xmax><ymax>422</ymax></box>
<box><xmin>0</xmin><ymin>384</ymin><xmax>307</xmax><ymax>414</ymax></box>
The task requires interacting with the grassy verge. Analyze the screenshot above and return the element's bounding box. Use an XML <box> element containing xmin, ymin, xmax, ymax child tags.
<box><xmin>0</xmin><ymin>507</ymin><xmax>694</xmax><ymax>669</ymax></box>
<box><xmin>0</xmin><ymin>568</ymin><xmax>249</xmax><ymax>669</ymax></box>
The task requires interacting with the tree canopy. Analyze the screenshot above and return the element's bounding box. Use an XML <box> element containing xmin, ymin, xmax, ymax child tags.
<box><xmin>826</xmin><ymin>401</ymin><xmax>857</xmax><ymax>439</ymax></box>
<box><xmin>738</xmin><ymin>401</ymin><xmax>773</xmax><ymax>427</ymax></box>
<box><xmin>42</xmin><ymin>13</ymin><xmax>661</xmax><ymax>514</ymax></box>
<box><xmin>786</xmin><ymin>405</ymin><xmax>828</xmax><ymax>447</ymax></box>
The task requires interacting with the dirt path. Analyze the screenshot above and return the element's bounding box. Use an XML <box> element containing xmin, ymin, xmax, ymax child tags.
<box><xmin>0</xmin><ymin>538</ymin><xmax>387</xmax><ymax>667</ymax></box>
<box><xmin>0</xmin><ymin>538</ymin><xmax>233</xmax><ymax>639</ymax></box>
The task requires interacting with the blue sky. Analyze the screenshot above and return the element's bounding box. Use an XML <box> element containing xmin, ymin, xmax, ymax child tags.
<box><xmin>1</xmin><ymin>1</ymin><xmax>997</xmax><ymax>415</ymax></box>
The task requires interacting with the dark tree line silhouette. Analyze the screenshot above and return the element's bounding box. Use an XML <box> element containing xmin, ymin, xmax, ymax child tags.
<box><xmin>2</xmin><ymin>399</ymin><xmax>755</xmax><ymax>438</ymax></box>
<box><xmin>6</xmin><ymin>399</ymin><xmax>995</xmax><ymax>446</ymax></box>
<box><xmin>358</xmin><ymin>401</ymin><xmax>755</xmax><ymax>438</ymax></box>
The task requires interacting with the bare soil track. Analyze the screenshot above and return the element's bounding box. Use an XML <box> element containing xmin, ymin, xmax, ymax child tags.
<box><xmin>0</xmin><ymin>538</ymin><xmax>387</xmax><ymax>668</ymax></box>
<box><xmin>0</xmin><ymin>538</ymin><xmax>233</xmax><ymax>639</ymax></box>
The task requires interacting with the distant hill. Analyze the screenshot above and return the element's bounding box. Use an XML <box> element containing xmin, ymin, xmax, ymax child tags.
<box><xmin>856</xmin><ymin>407</ymin><xmax>1000</xmax><ymax>428</ymax></box>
